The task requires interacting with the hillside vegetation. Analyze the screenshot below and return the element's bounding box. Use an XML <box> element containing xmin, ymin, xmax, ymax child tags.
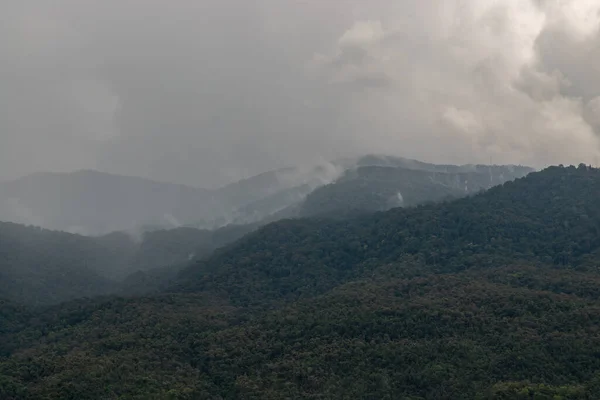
<box><xmin>1</xmin><ymin>165</ymin><xmax>599</xmax><ymax>399</ymax></box>
<box><xmin>297</xmin><ymin>164</ymin><xmax>531</xmax><ymax>217</ymax></box>
<box><xmin>0</xmin><ymin>222</ymin><xmax>257</xmax><ymax>306</ymax></box>
<box><xmin>177</xmin><ymin>164</ymin><xmax>599</xmax><ymax>306</ymax></box>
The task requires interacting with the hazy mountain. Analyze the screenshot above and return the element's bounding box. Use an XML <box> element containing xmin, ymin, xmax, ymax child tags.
<box><xmin>296</xmin><ymin>164</ymin><xmax>534</xmax><ymax>217</ymax></box>
<box><xmin>0</xmin><ymin>220</ymin><xmax>260</xmax><ymax>305</ymax></box>
<box><xmin>0</xmin><ymin>156</ymin><xmax>533</xmax><ymax>306</ymax></box>
<box><xmin>192</xmin><ymin>164</ymin><xmax>345</xmax><ymax>228</ymax></box>
<box><xmin>0</xmin><ymin>165</ymin><xmax>338</xmax><ymax>234</ymax></box>
<box><xmin>175</xmin><ymin>164</ymin><xmax>594</xmax><ymax>306</ymax></box>
<box><xmin>118</xmin><ymin>223</ymin><xmax>260</xmax><ymax>294</ymax></box>
<box><xmin>0</xmin><ymin>222</ymin><xmax>118</xmax><ymax>306</ymax></box>
<box><xmin>2</xmin><ymin>165</ymin><xmax>600</xmax><ymax>398</ymax></box>
<box><xmin>0</xmin><ymin>156</ymin><xmax>533</xmax><ymax>235</ymax></box>
<box><xmin>0</xmin><ymin>170</ymin><xmax>221</xmax><ymax>235</ymax></box>
<box><xmin>352</xmin><ymin>154</ymin><xmax>532</xmax><ymax>174</ymax></box>
<box><xmin>218</xmin><ymin>156</ymin><xmax>534</xmax><ymax>224</ymax></box>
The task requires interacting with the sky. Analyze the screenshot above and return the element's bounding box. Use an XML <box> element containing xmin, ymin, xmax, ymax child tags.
<box><xmin>1</xmin><ymin>0</ymin><xmax>599</xmax><ymax>188</ymax></box>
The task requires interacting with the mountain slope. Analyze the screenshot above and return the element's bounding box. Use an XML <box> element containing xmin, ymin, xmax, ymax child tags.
<box><xmin>118</xmin><ymin>223</ymin><xmax>260</xmax><ymax>294</ymax></box>
<box><xmin>1</xmin><ymin>164</ymin><xmax>600</xmax><ymax>398</ymax></box>
<box><xmin>184</xmin><ymin>268</ymin><xmax>600</xmax><ymax>398</ymax></box>
<box><xmin>0</xmin><ymin>157</ymin><xmax>534</xmax><ymax>234</ymax></box>
<box><xmin>176</xmin><ymin>164</ymin><xmax>600</xmax><ymax>306</ymax></box>
<box><xmin>2</xmin><ymin>267</ymin><xmax>600</xmax><ymax>398</ymax></box>
<box><xmin>353</xmin><ymin>154</ymin><xmax>533</xmax><ymax>175</ymax></box>
<box><xmin>297</xmin><ymin>164</ymin><xmax>532</xmax><ymax>217</ymax></box>
<box><xmin>0</xmin><ymin>170</ymin><xmax>220</xmax><ymax>235</ymax></box>
<box><xmin>0</xmin><ymin>222</ymin><xmax>259</xmax><ymax>306</ymax></box>
<box><xmin>0</xmin><ymin>222</ymin><xmax>119</xmax><ymax>306</ymax></box>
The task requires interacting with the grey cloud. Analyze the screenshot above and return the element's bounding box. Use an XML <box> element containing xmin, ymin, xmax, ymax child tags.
<box><xmin>585</xmin><ymin>97</ymin><xmax>600</xmax><ymax>134</ymax></box>
<box><xmin>312</xmin><ymin>0</ymin><xmax>600</xmax><ymax>167</ymax></box>
<box><xmin>0</xmin><ymin>0</ymin><xmax>599</xmax><ymax>187</ymax></box>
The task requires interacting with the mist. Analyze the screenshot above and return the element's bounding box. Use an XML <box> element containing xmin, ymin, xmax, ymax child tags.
<box><xmin>1</xmin><ymin>0</ymin><xmax>599</xmax><ymax>187</ymax></box>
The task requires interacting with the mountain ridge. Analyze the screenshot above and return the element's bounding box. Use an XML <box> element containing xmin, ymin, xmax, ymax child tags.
<box><xmin>0</xmin><ymin>155</ymin><xmax>534</xmax><ymax>235</ymax></box>
<box><xmin>2</xmin><ymin>164</ymin><xmax>600</xmax><ymax>398</ymax></box>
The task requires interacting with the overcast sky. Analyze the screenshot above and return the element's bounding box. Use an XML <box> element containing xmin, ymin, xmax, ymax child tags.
<box><xmin>1</xmin><ymin>0</ymin><xmax>599</xmax><ymax>187</ymax></box>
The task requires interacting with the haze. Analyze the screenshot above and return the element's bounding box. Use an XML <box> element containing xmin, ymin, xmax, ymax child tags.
<box><xmin>1</xmin><ymin>0</ymin><xmax>599</xmax><ymax>188</ymax></box>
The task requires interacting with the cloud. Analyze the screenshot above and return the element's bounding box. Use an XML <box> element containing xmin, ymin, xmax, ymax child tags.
<box><xmin>585</xmin><ymin>97</ymin><xmax>600</xmax><ymax>134</ymax></box>
<box><xmin>312</xmin><ymin>0</ymin><xmax>600</xmax><ymax>167</ymax></box>
<box><xmin>0</xmin><ymin>0</ymin><xmax>599</xmax><ymax>187</ymax></box>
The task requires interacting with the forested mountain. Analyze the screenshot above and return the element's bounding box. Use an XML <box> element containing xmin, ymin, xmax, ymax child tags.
<box><xmin>0</xmin><ymin>156</ymin><xmax>533</xmax><ymax>234</ymax></box>
<box><xmin>296</xmin><ymin>164</ymin><xmax>532</xmax><ymax>217</ymax></box>
<box><xmin>352</xmin><ymin>154</ymin><xmax>533</xmax><ymax>175</ymax></box>
<box><xmin>0</xmin><ymin>166</ymin><xmax>330</xmax><ymax>234</ymax></box>
<box><xmin>0</xmin><ymin>222</ymin><xmax>120</xmax><ymax>306</ymax></box>
<box><xmin>118</xmin><ymin>224</ymin><xmax>260</xmax><ymax>295</ymax></box>
<box><xmin>0</xmin><ymin>170</ymin><xmax>221</xmax><ymax>235</ymax></box>
<box><xmin>176</xmin><ymin>164</ymin><xmax>589</xmax><ymax>306</ymax></box>
<box><xmin>0</xmin><ymin>223</ymin><xmax>258</xmax><ymax>306</ymax></box>
<box><xmin>1</xmin><ymin>165</ymin><xmax>599</xmax><ymax>399</ymax></box>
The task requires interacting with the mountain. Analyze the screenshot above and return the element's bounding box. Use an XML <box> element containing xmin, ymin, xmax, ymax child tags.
<box><xmin>0</xmin><ymin>222</ymin><xmax>119</xmax><ymax>306</ymax></box>
<box><xmin>0</xmin><ymin>156</ymin><xmax>533</xmax><ymax>234</ymax></box>
<box><xmin>0</xmin><ymin>156</ymin><xmax>533</xmax><ymax>305</ymax></box>
<box><xmin>296</xmin><ymin>164</ymin><xmax>533</xmax><ymax>217</ymax></box>
<box><xmin>353</xmin><ymin>153</ymin><xmax>531</xmax><ymax>173</ymax></box>
<box><xmin>0</xmin><ymin>166</ymin><xmax>333</xmax><ymax>234</ymax></box>
<box><xmin>175</xmin><ymin>164</ymin><xmax>597</xmax><ymax>307</ymax></box>
<box><xmin>219</xmin><ymin>156</ymin><xmax>533</xmax><ymax>223</ymax></box>
<box><xmin>192</xmin><ymin>164</ymin><xmax>344</xmax><ymax>228</ymax></box>
<box><xmin>0</xmin><ymin>221</ymin><xmax>259</xmax><ymax>306</ymax></box>
<box><xmin>1</xmin><ymin>165</ymin><xmax>600</xmax><ymax>398</ymax></box>
<box><xmin>118</xmin><ymin>223</ymin><xmax>260</xmax><ymax>294</ymax></box>
<box><xmin>0</xmin><ymin>170</ymin><xmax>221</xmax><ymax>235</ymax></box>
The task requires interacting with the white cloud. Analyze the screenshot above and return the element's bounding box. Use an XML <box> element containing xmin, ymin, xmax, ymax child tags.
<box><xmin>311</xmin><ymin>0</ymin><xmax>600</xmax><ymax>168</ymax></box>
<box><xmin>0</xmin><ymin>0</ymin><xmax>599</xmax><ymax>185</ymax></box>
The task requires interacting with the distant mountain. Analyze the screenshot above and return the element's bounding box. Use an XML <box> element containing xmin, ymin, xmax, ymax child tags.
<box><xmin>118</xmin><ymin>223</ymin><xmax>260</xmax><ymax>294</ymax></box>
<box><xmin>0</xmin><ymin>170</ymin><xmax>222</xmax><ymax>235</ymax></box>
<box><xmin>221</xmin><ymin>156</ymin><xmax>533</xmax><ymax>223</ymax></box>
<box><xmin>0</xmin><ymin>221</ymin><xmax>258</xmax><ymax>306</ymax></box>
<box><xmin>3</xmin><ymin>165</ymin><xmax>600</xmax><ymax>399</ymax></box>
<box><xmin>0</xmin><ymin>166</ymin><xmax>337</xmax><ymax>234</ymax></box>
<box><xmin>0</xmin><ymin>156</ymin><xmax>533</xmax><ymax>234</ymax></box>
<box><xmin>296</xmin><ymin>164</ymin><xmax>533</xmax><ymax>217</ymax></box>
<box><xmin>175</xmin><ymin>164</ymin><xmax>594</xmax><ymax>307</ymax></box>
<box><xmin>0</xmin><ymin>222</ymin><xmax>119</xmax><ymax>306</ymax></box>
<box><xmin>192</xmin><ymin>163</ymin><xmax>345</xmax><ymax>228</ymax></box>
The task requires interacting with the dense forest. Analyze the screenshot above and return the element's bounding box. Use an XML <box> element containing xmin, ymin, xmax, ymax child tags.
<box><xmin>176</xmin><ymin>164</ymin><xmax>600</xmax><ymax>307</ymax></box>
<box><xmin>0</xmin><ymin>222</ymin><xmax>257</xmax><ymax>306</ymax></box>
<box><xmin>3</xmin><ymin>165</ymin><xmax>600</xmax><ymax>398</ymax></box>
<box><xmin>0</xmin><ymin>158</ymin><xmax>530</xmax><ymax>307</ymax></box>
<box><xmin>296</xmin><ymin>164</ymin><xmax>526</xmax><ymax>217</ymax></box>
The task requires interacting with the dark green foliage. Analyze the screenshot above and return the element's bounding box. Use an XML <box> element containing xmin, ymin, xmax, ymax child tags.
<box><xmin>0</xmin><ymin>222</ymin><xmax>119</xmax><ymax>306</ymax></box>
<box><xmin>177</xmin><ymin>165</ymin><xmax>600</xmax><ymax>307</ymax></box>
<box><xmin>0</xmin><ymin>299</ymin><xmax>30</xmax><ymax>357</ymax></box>
<box><xmin>1</xmin><ymin>165</ymin><xmax>600</xmax><ymax>398</ymax></box>
<box><xmin>3</xmin><ymin>268</ymin><xmax>600</xmax><ymax>398</ymax></box>
<box><xmin>0</xmin><ymin>222</ymin><xmax>258</xmax><ymax>306</ymax></box>
<box><xmin>0</xmin><ymin>294</ymin><xmax>240</xmax><ymax>399</ymax></box>
<box><xmin>183</xmin><ymin>269</ymin><xmax>600</xmax><ymax>399</ymax></box>
<box><xmin>0</xmin><ymin>299</ymin><xmax>29</xmax><ymax>335</ymax></box>
<box><xmin>118</xmin><ymin>224</ymin><xmax>260</xmax><ymax>295</ymax></box>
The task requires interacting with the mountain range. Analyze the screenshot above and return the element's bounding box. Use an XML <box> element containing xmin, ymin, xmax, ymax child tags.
<box><xmin>0</xmin><ymin>155</ymin><xmax>533</xmax><ymax>235</ymax></box>
<box><xmin>1</xmin><ymin>164</ymin><xmax>600</xmax><ymax>399</ymax></box>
